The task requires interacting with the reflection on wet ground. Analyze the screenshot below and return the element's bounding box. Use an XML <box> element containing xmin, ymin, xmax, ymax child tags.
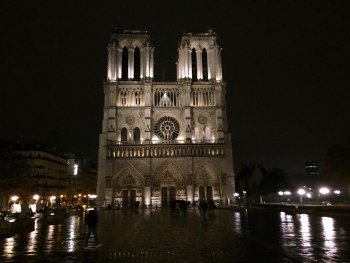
<box><xmin>0</xmin><ymin>208</ymin><xmax>349</xmax><ymax>262</ymax></box>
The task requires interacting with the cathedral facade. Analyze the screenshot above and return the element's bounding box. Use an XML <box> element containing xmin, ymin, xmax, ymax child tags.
<box><xmin>97</xmin><ymin>28</ymin><xmax>235</xmax><ymax>207</ymax></box>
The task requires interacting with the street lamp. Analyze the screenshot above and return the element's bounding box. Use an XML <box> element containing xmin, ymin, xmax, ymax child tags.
<box><xmin>10</xmin><ymin>195</ymin><xmax>19</xmax><ymax>202</ymax></box>
<box><xmin>319</xmin><ymin>187</ymin><xmax>330</xmax><ymax>195</ymax></box>
<box><xmin>297</xmin><ymin>188</ymin><xmax>306</xmax><ymax>204</ymax></box>
<box><xmin>50</xmin><ymin>196</ymin><xmax>56</xmax><ymax>207</ymax></box>
<box><xmin>33</xmin><ymin>194</ymin><xmax>40</xmax><ymax>201</ymax></box>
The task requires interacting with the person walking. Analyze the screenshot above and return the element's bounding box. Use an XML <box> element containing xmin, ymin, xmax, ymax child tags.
<box><xmin>85</xmin><ymin>207</ymin><xmax>99</xmax><ymax>247</ymax></box>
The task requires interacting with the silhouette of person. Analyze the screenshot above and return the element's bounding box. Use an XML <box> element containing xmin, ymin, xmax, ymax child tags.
<box><xmin>201</xmin><ymin>199</ymin><xmax>208</xmax><ymax>219</ymax></box>
<box><xmin>85</xmin><ymin>207</ymin><xmax>99</xmax><ymax>247</ymax></box>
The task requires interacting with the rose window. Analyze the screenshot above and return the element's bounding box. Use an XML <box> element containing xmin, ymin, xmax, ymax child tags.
<box><xmin>155</xmin><ymin>116</ymin><xmax>180</xmax><ymax>140</ymax></box>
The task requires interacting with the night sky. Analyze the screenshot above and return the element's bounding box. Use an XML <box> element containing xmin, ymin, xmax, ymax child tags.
<box><xmin>1</xmin><ymin>1</ymin><xmax>349</xmax><ymax>176</ymax></box>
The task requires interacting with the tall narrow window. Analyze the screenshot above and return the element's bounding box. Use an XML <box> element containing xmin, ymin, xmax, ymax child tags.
<box><xmin>121</xmin><ymin>47</ymin><xmax>128</xmax><ymax>80</ymax></box>
<box><xmin>191</xmin><ymin>48</ymin><xmax>197</xmax><ymax>81</ymax></box>
<box><xmin>134</xmin><ymin>127</ymin><xmax>140</xmax><ymax>142</ymax></box>
<box><xmin>202</xmin><ymin>48</ymin><xmax>208</xmax><ymax>81</ymax></box>
<box><xmin>134</xmin><ymin>47</ymin><xmax>140</xmax><ymax>81</ymax></box>
<box><xmin>121</xmin><ymin>127</ymin><xmax>127</xmax><ymax>142</ymax></box>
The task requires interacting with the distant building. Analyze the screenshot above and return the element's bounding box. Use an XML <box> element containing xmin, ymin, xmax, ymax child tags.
<box><xmin>65</xmin><ymin>154</ymin><xmax>98</xmax><ymax>205</ymax></box>
<box><xmin>97</xmin><ymin>28</ymin><xmax>235</xmax><ymax>207</ymax></box>
<box><xmin>0</xmin><ymin>141</ymin><xmax>97</xmax><ymax>208</ymax></box>
<box><xmin>305</xmin><ymin>160</ymin><xmax>320</xmax><ymax>177</ymax></box>
<box><xmin>0</xmin><ymin>141</ymin><xmax>68</xmax><ymax>204</ymax></box>
<box><xmin>305</xmin><ymin>160</ymin><xmax>320</xmax><ymax>186</ymax></box>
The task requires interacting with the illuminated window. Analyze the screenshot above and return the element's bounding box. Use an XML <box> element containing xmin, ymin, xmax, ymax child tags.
<box><xmin>73</xmin><ymin>164</ymin><xmax>78</xmax><ymax>175</ymax></box>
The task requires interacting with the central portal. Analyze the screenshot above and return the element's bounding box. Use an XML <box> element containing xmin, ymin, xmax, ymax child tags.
<box><xmin>122</xmin><ymin>189</ymin><xmax>136</xmax><ymax>207</ymax></box>
<box><xmin>161</xmin><ymin>186</ymin><xmax>176</xmax><ymax>206</ymax></box>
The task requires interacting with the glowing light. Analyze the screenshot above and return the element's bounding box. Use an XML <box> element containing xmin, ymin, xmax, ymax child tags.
<box><xmin>33</xmin><ymin>194</ymin><xmax>40</xmax><ymax>201</ymax></box>
<box><xmin>319</xmin><ymin>187</ymin><xmax>330</xmax><ymax>195</ymax></box>
<box><xmin>278</xmin><ymin>191</ymin><xmax>283</xmax><ymax>196</ymax></box>
<box><xmin>298</xmin><ymin>189</ymin><xmax>306</xmax><ymax>195</ymax></box>
<box><xmin>300</xmin><ymin>214</ymin><xmax>311</xmax><ymax>248</ymax></box>
<box><xmin>322</xmin><ymin>217</ymin><xmax>337</xmax><ymax>256</ymax></box>
<box><xmin>334</xmin><ymin>190</ymin><xmax>341</xmax><ymax>195</ymax></box>
<box><xmin>10</xmin><ymin>195</ymin><xmax>19</xmax><ymax>202</ymax></box>
<box><xmin>233</xmin><ymin>193</ymin><xmax>239</xmax><ymax>197</ymax></box>
<box><xmin>284</xmin><ymin>191</ymin><xmax>291</xmax><ymax>195</ymax></box>
<box><xmin>306</xmin><ymin>193</ymin><xmax>312</xmax><ymax>198</ymax></box>
<box><xmin>50</xmin><ymin>196</ymin><xmax>56</xmax><ymax>202</ymax></box>
<box><xmin>73</xmin><ymin>164</ymin><xmax>78</xmax><ymax>175</ymax></box>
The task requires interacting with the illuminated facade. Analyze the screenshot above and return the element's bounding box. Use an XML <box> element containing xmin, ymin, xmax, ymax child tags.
<box><xmin>97</xmin><ymin>29</ymin><xmax>235</xmax><ymax>207</ymax></box>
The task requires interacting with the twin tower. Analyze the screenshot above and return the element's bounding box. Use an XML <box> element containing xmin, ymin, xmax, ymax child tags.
<box><xmin>97</xmin><ymin>28</ymin><xmax>235</xmax><ymax>207</ymax></box>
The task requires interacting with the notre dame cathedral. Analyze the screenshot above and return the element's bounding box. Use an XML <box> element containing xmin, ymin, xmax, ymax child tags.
<box><xmin>97</xmin><ymin>28</ymin><xmax>235</xmax><ymax>207</ymax></box>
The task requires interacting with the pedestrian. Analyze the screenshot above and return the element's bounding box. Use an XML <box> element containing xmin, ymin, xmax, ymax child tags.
<box><xmin>85</xmin><ymin>207</ymin><xmax>99</xmax><ymax>247</ymax></box>
<box><xmin>201</xmin><ymin>199</ymin><xmax>208</xmax><ymax>219</ymax></box>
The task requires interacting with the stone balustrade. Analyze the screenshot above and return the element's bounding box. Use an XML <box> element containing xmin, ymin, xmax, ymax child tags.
<box><xmin>106</xmin><ymin>142</ymin><xmax>225</xmax><ymax>158</ymax></box>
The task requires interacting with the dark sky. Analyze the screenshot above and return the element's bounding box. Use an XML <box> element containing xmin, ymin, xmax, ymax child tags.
<box><xmin>1</xmin><ymin>1</ymin><xmax>349</xmax><ymax>176</ymax></box>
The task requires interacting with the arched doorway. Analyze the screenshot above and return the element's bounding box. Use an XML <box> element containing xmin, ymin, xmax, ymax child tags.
<box><xmin>121</xmin><ymin>189</ymin><xmax>136</xmax><ymax>207</ymax></box>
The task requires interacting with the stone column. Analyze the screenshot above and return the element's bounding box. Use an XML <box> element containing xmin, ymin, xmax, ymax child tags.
<box><xmin>128</xmin><ymin>48</ymin><xmax>134</xmax><ymax>79</ymax></box>
<box><xmin>117</xmin><ymin>48</ymin><xmax>122</xmax><ymax>79</ymax></box>
<box><xmin>144</xmin><ymin>186</ymin><xmax>151</xmax><ymax>206</ymax></box>
<box><xmin>150</xmin><ymin>48</ymin><xmax>154</xmax><ymax>79</ymax></box>
<box><xmin>196</xmin><ymin>49</ymin><xmax>203</xmax><ymax>80</ymax></box>
<box><xmin>186</xmin><ymin>185</ymin><xmax>193</xmax><ymax>203</ymax></box>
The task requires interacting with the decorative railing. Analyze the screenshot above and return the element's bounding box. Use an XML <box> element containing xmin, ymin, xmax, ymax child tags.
<box><xmin>106</xmin><ymin>142</ymin><xmax>225</xmax><ymax>158</ymax></box>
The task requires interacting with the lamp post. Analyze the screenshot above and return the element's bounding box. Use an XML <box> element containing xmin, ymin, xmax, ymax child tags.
<box><xmin>297</xmin><ymin>188</ymin><xmax>306</xmax><ymax>204</ymax></box>
<box><xmin>319</xmin><ymin>187</ymin><xmax>330</xmax><ymax>205</ymax></box>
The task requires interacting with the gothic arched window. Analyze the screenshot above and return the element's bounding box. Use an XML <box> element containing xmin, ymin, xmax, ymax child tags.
<box><xmin>134</xmin><ymin>127</ymin><xmax>140</xmax><ymax>142</ymax></box>
<box><xmin>191</xmin><ymin>48</ymin><xmax>197</xmax><ymax>81</ymax></box>
<box><xmin>134</xmin><ymin>47</ymin><xmax>140</xmax><ymax>81</ymax></box>
<box><xmin>121</xmin><ymin>47</ymin><xmax>128</xmax><ymax>80</ymax></box>
<box><xmin>202</xmin><ymin>48</ymin><xmax>208</xmax><ymax>81</ymax></box>
<box><xmin>121</xmin><ymin>127</ymin><xmax>128</xmax><ymax>142</ymax></box>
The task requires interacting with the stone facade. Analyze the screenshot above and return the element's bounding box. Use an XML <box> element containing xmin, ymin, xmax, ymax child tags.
<box><xmin>97</xmin><ymin>28</ymin><xmax>235</xmax><ymax>207</ymax></box>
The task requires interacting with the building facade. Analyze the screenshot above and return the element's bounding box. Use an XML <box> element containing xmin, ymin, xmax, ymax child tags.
<box><xmin>97</xmin><ymin>29</ymin><xmax>235</xmax><ymax>207</ymax></box>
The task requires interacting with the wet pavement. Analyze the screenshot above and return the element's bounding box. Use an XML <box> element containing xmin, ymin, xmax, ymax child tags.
<box><xmin>1</xmin><ymin>207</ymin><xmax>349</xmax><ymax>262</ymax></box>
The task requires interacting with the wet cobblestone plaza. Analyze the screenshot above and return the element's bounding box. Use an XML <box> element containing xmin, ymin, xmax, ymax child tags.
<box><xmin>1</xmin><ymin>207</ymin><xmax>350</xmax><ymax>262</ymax></box>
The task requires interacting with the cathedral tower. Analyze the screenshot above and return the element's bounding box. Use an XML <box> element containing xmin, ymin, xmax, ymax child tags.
<box><xmin>97</xmin><ymin>28</ymin><xmax>235</xmax><ymax>207</ymax></box>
